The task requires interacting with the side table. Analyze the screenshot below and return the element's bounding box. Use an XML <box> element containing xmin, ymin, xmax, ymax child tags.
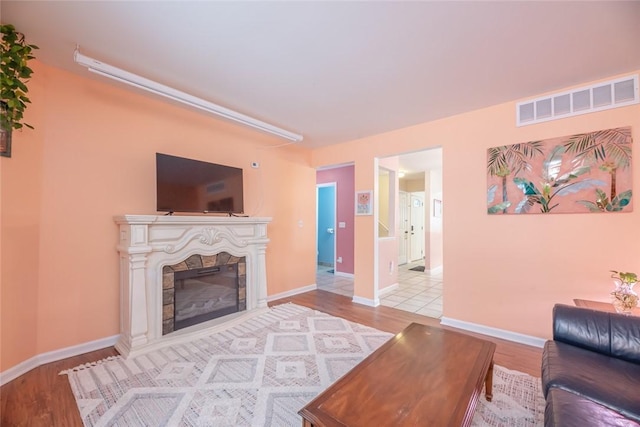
<box><xmin>573</xmin><ymin>299</ymin><xmax>640</xmax><ymax>316</ymax></box>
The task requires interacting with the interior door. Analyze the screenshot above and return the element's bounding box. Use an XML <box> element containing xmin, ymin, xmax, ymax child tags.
<box><xmin>398</xmin><ymin>191</ymin><xmax>409</xmax><ymax>265</ymax></box>
<box><xmin>317</xmin><ymin>184</ymin><xmax>336</xmax><ymax>267</ymax></box>
<box><xmin>409</xmin><ymin>193</ymin><xmax>425</xmax><ymax>262</ymax></box>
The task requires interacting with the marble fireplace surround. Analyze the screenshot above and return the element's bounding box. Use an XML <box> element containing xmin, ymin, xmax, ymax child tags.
<box><xmin>115</xmin><ymin>215</ymin><xmax>271</xmax><ymax>358</ymax></box>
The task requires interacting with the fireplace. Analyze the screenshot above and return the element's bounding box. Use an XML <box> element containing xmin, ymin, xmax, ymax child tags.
<box><xmin>115</xmin><ymin>215</ymin><xmax>270</xmax><ymax>358</ymax></box>
<box><xmin>162</xmin><ymin>253</ymin><xmax>246</xmax><ymax>334</ymax></box>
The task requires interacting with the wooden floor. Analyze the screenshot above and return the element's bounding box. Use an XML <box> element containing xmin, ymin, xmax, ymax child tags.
<box><xmin>0</xmin><ymin>290</ymin><xmax>543</xmax><ymax>426</ymax></box>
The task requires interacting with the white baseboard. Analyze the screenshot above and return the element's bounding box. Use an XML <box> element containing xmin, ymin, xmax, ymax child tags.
<box><xmin>352</xmin><ymin>295</ymin><xmax>380</xmax><ymax>307</ymax></box>
<box><xmin>334</xmin><ymin>271</ymin><xmax>354</xmax><ymax>278</ymax></box>
<box><xmin>426</xmin><ymin>266</ymin><xmax>443</xmax><ymax>275</ymax></box>
<box><xmin>440</xmin><ymin>317</ymin><xmax>546</xmax><ymax>348</ymax></box>
<box><xmin>379</xmin><ymin>283</ymin><xmax>399</xmax><ymax>296</ymax></box>
<box><xmin>0</xmin><ymin>334</ymin><xmax>119</xmax><ymax>386</ymax></box>
<box><xmin>267</xmin><ymin>284</ymin><xmax>317</xmax><ymax>302</ymax></box>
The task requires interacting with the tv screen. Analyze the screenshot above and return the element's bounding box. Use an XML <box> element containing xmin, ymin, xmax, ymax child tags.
<box><xmin>156</xmin><ymin>153</ymin><xmax>244</xmax><ymax>214</ymax></box>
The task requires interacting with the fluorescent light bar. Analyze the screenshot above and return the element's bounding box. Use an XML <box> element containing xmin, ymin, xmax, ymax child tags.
<box><xmin>73</xmin><ymin>49</ymin><xmax>303</xmax><ymax>142</ymax></box>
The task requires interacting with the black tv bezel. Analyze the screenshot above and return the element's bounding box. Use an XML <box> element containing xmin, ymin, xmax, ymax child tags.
<box><xmin>155</xmin><ymin>153</ymin><xmax>244</xmax><ymax>215</ymax></box>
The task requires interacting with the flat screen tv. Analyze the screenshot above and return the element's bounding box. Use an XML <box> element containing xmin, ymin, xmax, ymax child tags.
<box><xmin>156</xmin><ymin>153</ymin><xmax>244</xmax><ymax>214</ymax></box>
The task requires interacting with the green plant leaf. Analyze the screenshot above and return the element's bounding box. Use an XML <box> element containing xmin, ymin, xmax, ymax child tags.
<box><xmin>513</xmin><ymin>178</ymin><xmax>540</xmax><ymax>196</ymax></box>
<box><xmin>554</xmin><ymin>179</ymin><xmax>606</xmax><ymax>196</ymax></box>
<box><xmin>488</xmin><ymin>201</ymin><xmax>511</xmax><ymax>214</ymax></box>
<box><xmin>487</xmin><ymin>185</ymin><xmax>498</xmax><ymax>204</ymax></box>
<box><xmin>542</xmin><ymin>145</ymin><xmax>565</xmax><ymax>181</ymax></box>
<box><xmin>1</xmin><ymin>23</ymin><xmax>38</xmax><ymax>130</ymax></box>
<box><xmin>576</xmin><ymin>200</ymin><xmax>603</xmax><ymax>212</ymax></box>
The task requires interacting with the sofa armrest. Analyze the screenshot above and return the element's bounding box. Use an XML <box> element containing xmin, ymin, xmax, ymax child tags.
<box><xmin>610</xmin><ymin>310</ymin><xmax>640</xmax><ymax>363</ymax></box>
<box><xmin>552</xmin><ymin>304</ymin><xmax>611</xmax><ymax>355</ymax></box>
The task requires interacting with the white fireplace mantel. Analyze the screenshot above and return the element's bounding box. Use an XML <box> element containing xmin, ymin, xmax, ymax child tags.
<box><xmin>114</xmin><ymin>215</ymin><xmax>271</xmax><ymax>358</ymax></box>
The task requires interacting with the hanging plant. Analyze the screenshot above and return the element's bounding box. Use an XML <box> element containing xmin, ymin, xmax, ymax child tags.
<box><xmin>1</xmin><ymin>24</ymin><xmax>38</xmax><ymax>132</ymax></box>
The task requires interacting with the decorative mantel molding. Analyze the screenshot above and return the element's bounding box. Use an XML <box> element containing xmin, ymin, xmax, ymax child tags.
<box><xmin>114</xmin><ymin>215</ymin><xmax>271</xmax><ymax>358</ymax></box>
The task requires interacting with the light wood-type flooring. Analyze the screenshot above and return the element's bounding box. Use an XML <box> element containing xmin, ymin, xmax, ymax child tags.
<box><xmin>0</xmin><ymin>290</ymin><xmax>543</xmax><ymax>426</ymax></box>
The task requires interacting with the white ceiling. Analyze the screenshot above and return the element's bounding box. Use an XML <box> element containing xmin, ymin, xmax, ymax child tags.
<box><xmin>3</xmin><ymin>1</ymin><xmax>640</xmax><ymax>149</ymax></box>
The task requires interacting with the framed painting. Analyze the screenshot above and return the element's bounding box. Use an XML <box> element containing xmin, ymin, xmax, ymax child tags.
<box><xmin>487</xmin><ymin>126</ymin><xmax>632</xmax><ymax>214</ymax></box>
<box><xmin>355</xmin><ymin>190</ymin><xmax>373</xmax><ymax>215</ymax></box>
<box><xmin>0</xmin><ymin>127</ymin><xmax>10</xmax><ymax>158</ymax></box>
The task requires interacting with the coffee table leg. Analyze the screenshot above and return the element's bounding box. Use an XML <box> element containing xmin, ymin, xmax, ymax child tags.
<box><xmin>485</xmin><ymin>359</ymin><xmax>494</xmax><ymax>402</ymax></box>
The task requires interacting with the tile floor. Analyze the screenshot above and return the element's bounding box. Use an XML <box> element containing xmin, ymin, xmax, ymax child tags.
<box><xmin>315</xmin><ymin>262</ymin><xmax>443</xmax><ymax>319</ymax></box>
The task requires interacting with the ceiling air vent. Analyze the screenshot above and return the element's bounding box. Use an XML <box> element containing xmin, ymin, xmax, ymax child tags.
<box><xmin>516</xmin><ymin>74</ymin><xmax>639</xmax><ymax>126</ymax></box>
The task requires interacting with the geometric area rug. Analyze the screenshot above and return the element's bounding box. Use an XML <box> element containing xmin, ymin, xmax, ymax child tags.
<box><xmin>62</xmin><ymin>303</ymin><xmax>544</xmax><ymax>426</ymax></box>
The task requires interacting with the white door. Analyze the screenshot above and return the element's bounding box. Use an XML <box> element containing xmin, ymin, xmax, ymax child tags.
<box><xmin>398</xmin><ymin>191</ymin><xmax>409</xmax><ymax>265</ymax></box>
<box><xmin>409</xmin><ymin>193</ymin><xmax>425</xmax><ymax>262</ymax></box>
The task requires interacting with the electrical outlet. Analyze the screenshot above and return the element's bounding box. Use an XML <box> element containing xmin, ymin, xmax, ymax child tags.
<box><xmin>251</xmin><ymin>161</ymin><xmax>259</xmax><ymax>168</ymax></box>
<box><xmin>337</xmin><ymin>257</ymin><xmax>343</xmax><ymax>263</ymax></box>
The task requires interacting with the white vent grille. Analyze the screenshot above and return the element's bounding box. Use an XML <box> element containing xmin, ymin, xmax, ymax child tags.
<box><xmin>517</xmin><ymin>75</ymin><xmax>639</xmax><ymax>126</ymax></box>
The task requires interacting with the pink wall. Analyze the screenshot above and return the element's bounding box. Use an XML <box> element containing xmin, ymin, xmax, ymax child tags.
<box><xmin>312</xmin><ymin>70</ymin><xmax>640</xmax><ymax>339</ymax></box>
<box><xmin>1</xmin><ymin>61</ymin><xmax>317</xmax><ymax>372</ymax></box>
<box><xmin>316</xmin><ymin>166</ymin><xmax>355</xmax><ymax>274</ymax></box>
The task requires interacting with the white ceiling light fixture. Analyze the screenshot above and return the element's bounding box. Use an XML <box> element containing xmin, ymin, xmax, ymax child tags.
<box><xmin>73</xmin><ymin>49</ymin><xmax>303</xmax><ymax>142</ymax></box>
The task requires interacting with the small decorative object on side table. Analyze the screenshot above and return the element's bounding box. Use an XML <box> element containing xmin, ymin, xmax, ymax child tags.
<box><xmin>609</xmin><ymin>270</ymin><xmax>639</xmax><ymax>315</ymax></box>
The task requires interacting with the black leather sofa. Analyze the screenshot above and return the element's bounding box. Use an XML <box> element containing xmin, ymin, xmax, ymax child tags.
<box><xmin>542</xmin><ymin>304</ymin><xmax>640</xmax><ymax>426</ymax></box>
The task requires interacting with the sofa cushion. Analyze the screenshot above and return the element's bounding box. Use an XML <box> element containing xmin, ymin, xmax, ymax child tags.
<box><xmin>545</xmin><ymin>387</ymin><xmax>640</xmax><ymax>427</ymax></box>
<box><xmin>553</xmin><ymin>304</ymin><xmax>611</xmax><ymax>354</ymax></box>
<box><xmin>542</xmin><ymin>341</ymin><xmax>640</xmax><ymax>422</ymax></box>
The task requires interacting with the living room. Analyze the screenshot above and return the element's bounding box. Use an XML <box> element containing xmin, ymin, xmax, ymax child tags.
<box><xmin>2</xmin><ymin>2</ymin><xmax>640</xmax><ymax>426</ymax></box>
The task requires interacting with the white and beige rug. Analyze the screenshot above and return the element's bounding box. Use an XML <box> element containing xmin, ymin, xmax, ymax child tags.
<box><xmin>62</xmin><ymin>303</ymin><xmax>544</xmax><ymax>426</ymax></box>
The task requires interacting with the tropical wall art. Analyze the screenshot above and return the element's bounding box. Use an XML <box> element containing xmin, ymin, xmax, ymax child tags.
<box><xmin>487</xmin><ymin>126</ymin><xmax>633</xmax><ymax>214</ymax></box>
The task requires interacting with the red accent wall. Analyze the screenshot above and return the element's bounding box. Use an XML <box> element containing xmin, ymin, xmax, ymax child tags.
<box><xmin>317</xmin><ymin>166</ymin><xmax>355</xmax><ymax>274</ymax></box>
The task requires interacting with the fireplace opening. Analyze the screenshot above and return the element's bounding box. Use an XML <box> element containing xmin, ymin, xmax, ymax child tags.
<box><xmin>173</xmin><ymin>264</ymin><xmax>239</xmax><ymax>331</ymax></box>
<box><xmin>162</xmin><ymin>253</ymin><xmax>247</xmax><ymax>336</ymax></box>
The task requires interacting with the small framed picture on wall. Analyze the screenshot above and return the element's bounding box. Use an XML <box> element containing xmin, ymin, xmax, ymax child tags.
<box><xmin>355</xmin><ymin>190</ymin><xmax>373</xmax><ymax>215</ymax></box>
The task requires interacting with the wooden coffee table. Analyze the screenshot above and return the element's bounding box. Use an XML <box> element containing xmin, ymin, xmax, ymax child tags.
<box><xmin>299</xmin><ymin>322</ymin><xmax>496</xmax><ymax>427</ymax></box>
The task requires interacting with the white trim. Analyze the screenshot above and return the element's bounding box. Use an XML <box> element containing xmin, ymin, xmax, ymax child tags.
<box><xmin>0</xmin><ymin>356</ymin><xmax>39</xmax><ymax>387</ymax></box>
<box><xmin>426</xmin><ymin>265</ymin><xmax>443</xmax><ymax>275</ymax></box>
<box><xmin>352</xmin><ymin>295</ymin><xmax>380</xmax><ymax>307</ymax></box>
<box><xmin>334</xmin><ymin>271</ymin><xmax>354</xmax><ymax>279</ymax></box>
<box><xmin>316</xmin><ymin>182</ymin><xmax>338</xmax><ymax>272</ymax></box>
<box><xmin>266</xmin><ymin>284</ymin><xmax>318</xmax><ymax>302</ymax></box>
<box><xmin>440</xmin><ymin>317</ymin><xmax>546</xmax><ymax>348</ymax></box>
<box><xmin>379</xmin><ymin>283</ymin><xmax>399</xmax><ymax>296</ymax></box>
<box><xmin>0</xmin><ymin>334</ymin><xmax>119</xmax><ymax>386</ymax></box>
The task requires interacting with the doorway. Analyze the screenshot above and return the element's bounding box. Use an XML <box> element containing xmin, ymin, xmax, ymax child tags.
<box><xmin>376</xmin><ymin>148</ymin><xmax>443</xmax><ymax>319</ymax></box>
<box><xmin>316</xmin><ymin>183</ymin><xmax>336</xmax><ymax>269</ymax></box>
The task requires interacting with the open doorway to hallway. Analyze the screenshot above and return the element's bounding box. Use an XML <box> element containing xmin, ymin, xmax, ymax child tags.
<box><xmin>378</xmin><ymin>148</ymin><xmax>443</xmax><ymax>318</ymax></box>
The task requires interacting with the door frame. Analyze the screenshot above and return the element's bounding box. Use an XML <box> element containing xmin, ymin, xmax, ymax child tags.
<box><xmin>409</xmin><ymin>192</ymin><xmax>425</xmax><ymax>262</ymax></box>
<box><xmin>316</xmin><ymin>182</ymin><xmax>337</xmax><ymax>269</ymax></box>
<box><xmin>398</xmin><ymin>190</ymin><xmax>409</xmax><ymax>265</ymax></box>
